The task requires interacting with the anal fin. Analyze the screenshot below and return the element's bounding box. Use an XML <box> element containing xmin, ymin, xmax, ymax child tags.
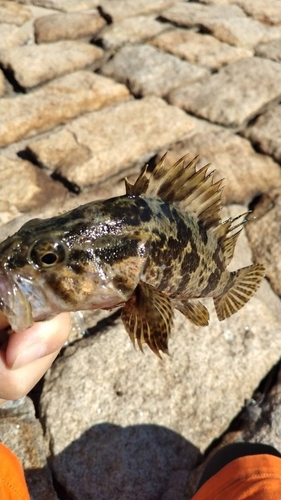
<box><xmin>214</xmin><ymin>263</ymin><xmax>265</xmax><ymax>321</ymax></box>
<box><xmin>121</xmin><ymin>282</ymin><xmax>173</xmax><ymax>357</ymax></box>
<box><xmin>175</xmin><ymin>299</ymin><xmax>209</xmax><ymax>326</ymax></box>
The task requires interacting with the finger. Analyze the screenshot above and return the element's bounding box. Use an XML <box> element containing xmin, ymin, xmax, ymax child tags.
<box><xmin>0</xmin><ymin>349</ymin><xmax>61</xmax><ymax>401</ymax></box>
<box><xmin>5</xmin><ymin>313</ymin><xmax>71</xmax><ymax>369</ymax></box>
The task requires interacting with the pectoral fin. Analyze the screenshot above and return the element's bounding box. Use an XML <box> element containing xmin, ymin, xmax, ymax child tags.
<box><xmin>214</xmin><ymin>263</ymin><xmax>265</xmax><ymax>320</ymax></box>
<box><xmin>175</xmin><ymin>299</ymin><xmax>209</xmax><ymax>326</ymax></box>
<box><xmin>121</xmin><ymin>282</ymin><xmax>173</xmax><ymax>357</ymax></box>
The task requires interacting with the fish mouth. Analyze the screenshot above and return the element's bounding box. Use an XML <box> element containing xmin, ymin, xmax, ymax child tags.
<box><xmin>0</xmin><ymin>269</ymin><xmax>34</xmax><ymax>332</ymax></box>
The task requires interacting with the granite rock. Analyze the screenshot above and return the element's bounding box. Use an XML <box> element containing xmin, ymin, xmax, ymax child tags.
<box><xmin>236</xmin><ymin>0</ymin><xmax>281</xmax><ymax>26</ymax></box>
<box><xmin>100</xmin><ymin>0</ymin><xmax>180</xmax><ymax>22</ymax></box>
<box><xmin>97</xmin><ymin>15</ymin><xmax>170</xmax><ymax>51</ymax></box>
<box><xmin>0</xmin><ymin>22</ymin><xmax>33</xmax><ymax>50</ymax></box>
<box><xmin>0</xmin><ymin>397</ymin><xmax>57</xmax><ymax>500</ymax></box>
<box><xmin>161</xmin><ymin>3</ymin><xmax>246</xmax><ymax>27</ymax></box>
<box><xmin>202</xmin><ymin>16</ymin><xmax>279</xmax><ymax>48</ymax></box>
<box><xmin>0</xmin><ymin>41</ymin><xmax>104</xmax><ymax>89</ymax></box>
<box><xmin>21</xmin><ymin>0</ymin><xmax>100</xmax><ymax>11</ymax></box>
<box><xmin>101</xmin><ymin>44</ymin><xmax>209</xmax><ymax>97</ymax></box>
<box><xmin>0</xmin><ymin>69</ymin><xmax>5</xmax><ymax>96</ymax></box>
<box><xmin>26</xmin><ymin>96</ymin><xmax>196</xmax><ymax>188</ymax></box>
<box><xmin>0</xmin><ymin>71</ymin><xmax>130</xmax><ymax>146</ymax></box>
<box><xmin>243</xmin><ymin>105</ymin><xmax>281</xmax><ymax>163</ymax></box>
<box><xmin>169</xmin><ymin>57</ymin><xmax>281</xmax><ymax>129</ymax></box>
<box><xmin>150</xmin><ymin>29</ymin><xmax>252</xmax><ymax>70</ymax></box>
<box><xmin>255</xmin><ymin>38</ymin><xmax>281</xmax><ymax>62</ymax></box>
<box><xmin>246</xmin><ymin>187</ymin><xmax>281</xmax><ymax>298</ymax></box>
<box><xmin>34</xmin><ymin>10</ymin><xmax>106</xmax><ymax>43</ymax></box>
<box><xmin>0</xmin><ymin>157</ymin><xmax>67</xmax><ymax>224</ymax></box>
<box><xmin>0</xmin><ymin>0</ymin><xmax>32</xmax><ymax>26</ymax></box>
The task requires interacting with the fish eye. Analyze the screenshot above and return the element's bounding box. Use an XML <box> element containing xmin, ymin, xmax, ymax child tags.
<box><xmin>29</xmin><ymin>239</ymin><xmax>67</xmax><ymax>268</ymax></box>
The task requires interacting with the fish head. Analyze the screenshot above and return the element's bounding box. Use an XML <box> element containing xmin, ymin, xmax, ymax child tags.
<box><xmin>0</xmin><ymin>213</ymin><xmax>149</xmax><ymax>331</ymax></box>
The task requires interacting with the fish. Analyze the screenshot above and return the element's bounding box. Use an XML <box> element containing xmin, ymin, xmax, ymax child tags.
<box><xmin>0</xmin><ymin>154</ymin><xmax>265</xmax><ymax>356</ymax></box>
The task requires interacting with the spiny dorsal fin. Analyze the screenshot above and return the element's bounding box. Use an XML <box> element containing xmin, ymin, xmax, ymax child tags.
<box><xmin>174</xmin><ymin>299</ymin><xmax>209</xmax><ymax>326</ymax></box>
<box><xmin>121</xmin><ymin>281</ymin><xmax>173</xmax><ymax>358</ymax></box>
<box><xmin>214</xmin><ymin>212</ymin><xmax>251</xmax><ymax>266</ymax></box>
<box><xmin>125</xmin><ymin>153</ymin><xmax>224</xmax><ymax>230</ymax></box>
<box><xmin>214</xmin><ymin>263</ymin><xmax>265</xmax><ymax>321</ymax></box>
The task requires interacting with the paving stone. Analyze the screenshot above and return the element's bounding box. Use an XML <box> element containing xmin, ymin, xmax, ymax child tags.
<box><xmin>0</xmin><ymin>397</ymin><xmax>57</xmax><ymax>500</ymax></box>
<box><xmin>22</xmin><ymin>0</ymin><xmax>100</xmax><ymax>11</ymax></box>
<box><xmin>99</xmin><ymin>0</ymin><xmax>181</xmax><ymax>22</ymax></box>
<box><xmin>0</xmin><ymin>157</ymin><xmax>67</xmax><ymax>223</ymax></box>
<box><xmin>34</xmin><ymin>10</ymin><xmax>106</xmax><ymax>43</ymax></box>
<box><xmin>0</xmin><ymin>69</ymin><xmax>5</xmax><ymax>97</ymax></box>
<box><xmin>40</xmin><ymin>227</ymin><xmax>281</xmax><ymax>499</ymax></box>
<box><xmin>151</xmin><ymin>28</ymin><xmax>252</xmax><ymax>70</ymax></box>
<box><xmin>243</xmin><ymin>105</ymin><xmax>281</xmax><ymax>163</ymax></box>
<box><xmin>161</xmin><ymin>3</ymin><xmax>246</xmax><ymax>28</ymax></box>
<box><xmin>0</xmin><ymin>22</ymin><xmax>33</xmax><ymax>50</ymax></box>
<box><xmin>156</xmin><ymin>125</ymin><xmax>281</xmax><ymax>205</ymax></box>
<box><xmin>0</xmin><ymin>41</ymin><xmax>104</xmax><ymax>89</ymax></box>
<box><xmin>236</xmin><ymin>0</ymin><xmax>281</xmax><ymax>26</ymax></box>
<box><xmin>202</xmin><ymin>16</ymin><xmax>280</xmax><ymax>48</ymax></box>
<box><xmin>26</xmin><ymin>129</ymin><xmax>92</xmax><ymax>176</ymax></box>
<box><xmin>0</xmin><ymin>0</ymin><xmax>32</xmax><ymax>26</ymax></box>
<box><xmin>0</xmin><ymin>71</ymin><xmax>130</xmax><ymax>147</ymax></box>
<box><xmin>255</xmin><ymin>38</ymin><xmax>281</xmax><ymax>62</ymax></box>
<box><xmin>101</xmin><ymin>44</ymin><xmax>209</xmax><ymax>97</ymax></box>
<box><xmin>169</xmin><ymin>57</ymin><xmax>281</xmax><ymax>129</ymax></box>
<box><xmin>26</xmin><ymin>96</ymin><xmax>196</xmax><ymax>188</ymax></box>
<box><xmin>97</xmin><ymin>15</ymin><xmax>170</xmax><ymax>51</ymax></box>
<box><xmin>246</xmin><ymin>187</ymin><xmax>281</xmax><ymax>298</ymax></box>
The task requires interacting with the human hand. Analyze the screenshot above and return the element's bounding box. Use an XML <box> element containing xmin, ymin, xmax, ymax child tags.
<box><xmin>0</xmin><ymin>311</ymin><xmax>71</xmax><ymax>406</ymax></box>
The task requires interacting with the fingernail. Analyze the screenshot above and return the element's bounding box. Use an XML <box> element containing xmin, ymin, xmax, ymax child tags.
<box><xmin>11</xmin><ymin>343</ymin><xmax>47</xmax><ymax>370</ymax></box>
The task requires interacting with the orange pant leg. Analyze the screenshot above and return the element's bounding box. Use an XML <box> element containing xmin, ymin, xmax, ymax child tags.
<box><xmin>192</xmin><ymin>453</ymin><xmax>281</xmax><ymax>500</ymax></box>
<box><xmin>0</xmin><ymin>442</ymin><xmax>30</xmax><ymax>500</ymax></box>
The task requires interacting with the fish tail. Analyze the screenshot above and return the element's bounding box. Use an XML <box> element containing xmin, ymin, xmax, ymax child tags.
<box><xmin>214</xmin><ymin>263</ymin><xmax>265</xmax><ymax>321</ymax></box>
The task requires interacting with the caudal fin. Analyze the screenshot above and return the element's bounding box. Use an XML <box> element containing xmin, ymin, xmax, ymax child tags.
<box><xmin>214</xmin><ymin>263</ymin><xmax>265</xmax><ymax>321</ymax></box>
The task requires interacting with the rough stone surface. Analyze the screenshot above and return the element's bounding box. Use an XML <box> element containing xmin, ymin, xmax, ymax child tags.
<box><xmin>100</xmin><ymin>0</ymin><xmax>180</xmax><ymax>22</ymax></box>
<box><xmin>0</xmin><ymin>397</ymin><xmax>57</xmax><ymax>500</ymax></box>
<box><xmin>0</xmin><ymin>22</ymin><xmax>33</xmax><ymax>50</ymax></box>
<box><xmin>246</xmin><ymin>188</ymin><xmax>281</xmax><ymax>298</ymax></box>
<box><xmin>201</xmin><ymin>16</ymin><xmax>280</xmax><ymax>48</ymax></box>
<box><xmin>40</xmin><ymin>227</ymin><xmax>281</xmax><ymax>498</ymax></box>
<box><xmin>0</xmin><ymin>69</ymin><xmax>5</xmax><ymax>96</ymax></box>
<box><xmin>236</xmin><ymin>0</ymin><xmax>281</xmax><ymax>26</ymax></box>
<box><xmin>243</xmin><ymin>105</ymin><xmax>281</xmax><ymax>163</ymax></box>
<box><xmin>0</xmin><ymin>41</ymin><xmax>104</xmax><ymax>89</ymax></box>
<box><xmin>255</xmin><ymin>38</ymin><xmax>281</xmax><ymax>62</ymax></box>
<box><xmin>102</xmin><ymin>44</ymin><xmax>209</xmax><ymax>97</ymax></box>
<box><xmin>34</xmin><ymin>10</ymin><xmax>106</xmax><ymax>43</ymax></box>
<box><xmin>98</xmin><ymin>15</ymin><xmax>170</xmax><ymax>51</ymax></box>
<box><xmin>161</xmin><ymin>3</ymin><xmax>246</xmax><ymax>28</ymax></box>
<box><xmin>157</xmin><ymin>125</ymin><xmax>281</xmax><ymax>205</ymax></box>
<box><xmin>0</xmin><ymin>71</ymin><xmax>130</xmax><ymax>146</ymax></box>
<box><xmin>151</xmin><ymin>29</ymin><xmax>252</xmax><ymax>69</ymax></box>
<box><xmin>169</xmin><ymin>57</ymin><xmax>281</xmax><ymax>129</ymax></box>
<box><xmin>22</xmin><ymin>0</ymin><xmax>100</xmax><ymax>11</ymax></box>
<box><xmin>0</xmin><ymin>0</ymin><xmax>32</xmax><ymax>25</ymax></box>
<box><xmin>26</xmin><ymin>96</ymin><xmax>196</xmax><ymax>187</ymax></box>
<box><xmin>0</xmin><ymin>157</ymin><xmax>67</xmax><ymax>224</ymax></box>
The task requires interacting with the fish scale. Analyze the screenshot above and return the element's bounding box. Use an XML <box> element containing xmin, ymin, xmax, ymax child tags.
<box><xmin>0</xmin><ymin>154</ymin><xmax>265</xmax><ymax>356</ymax></box>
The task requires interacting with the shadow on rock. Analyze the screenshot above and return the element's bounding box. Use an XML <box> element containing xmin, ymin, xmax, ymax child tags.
<box><xmin>47</xmin><ymin>422</ymin><xmax>201</xmax><ymax>500</ymax></box>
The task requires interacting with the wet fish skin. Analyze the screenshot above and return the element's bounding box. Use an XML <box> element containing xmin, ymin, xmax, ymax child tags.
<box><xmin>0</xmin><ymin>154</ymin><xmax>265</xmax><ymax>355</ymax></box>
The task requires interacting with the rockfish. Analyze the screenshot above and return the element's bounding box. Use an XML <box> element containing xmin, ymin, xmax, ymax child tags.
<box><xmin>0</xmin><ymin>154</ymin><xmax>265</xmax><ymax>356</ymax></box>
